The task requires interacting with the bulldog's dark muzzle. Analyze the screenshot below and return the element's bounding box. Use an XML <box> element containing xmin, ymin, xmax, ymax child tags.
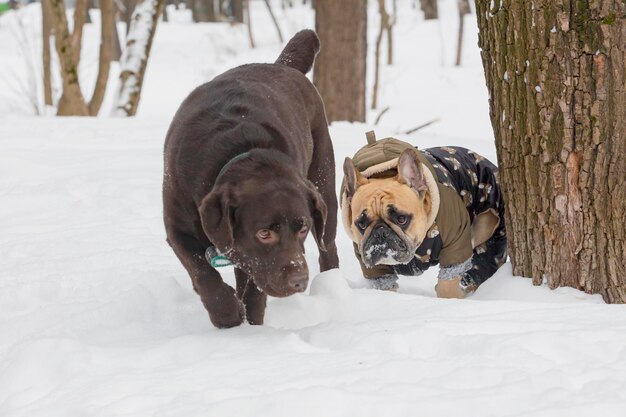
<box><xmin>362</xmin><ymin>222</ymin><xmax>414</xmax><ymax>267</ymax></box>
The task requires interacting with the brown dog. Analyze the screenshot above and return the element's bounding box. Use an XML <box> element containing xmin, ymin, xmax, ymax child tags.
<box><xmin>163</xmin><ymin>30</ymin><xmax>338</xmax><ymax>328</ymax></box>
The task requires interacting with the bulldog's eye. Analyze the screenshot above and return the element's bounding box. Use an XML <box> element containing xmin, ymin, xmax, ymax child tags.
<box><xmin>256</xmin><ymin>229</ymin><xmax>278</xmax><ymax>244</ymax></box>
<box><xmin>396</xmin><ymin>215</ymin><xmax>408</xmax><ymax>225</ymax></box>
<box><xmin>356</xmin><ymin>218</ymin><xmax>368</xmax><ymax>231</ymax></box>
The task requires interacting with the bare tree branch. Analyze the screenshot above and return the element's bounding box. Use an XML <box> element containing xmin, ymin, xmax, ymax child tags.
<box><xmin>371</xmin><ymin>0</ymin><xmax>389</xmax><ymax>110</ymax></box>
<box><xmin>71</xmin><ymin>0</ymin><xmax>89</xmax><ymax>64</ymax></box>
<box><xmin>374</xmin><ymin>106</ymin><xmax>390</xmax><ymax>125</ymax></box>
<box><xmin>404</xmin><ymin>117</ymin><xmax>440</xmax><ymax>134</ymax></box>
<box><xmin>455</xmin><ymin>0</ymin><xmax>470</xmax><ymax>66</ymax></box>
<box><xmin>42</xmin><ymin>0</ymin><xmax>53</xmax><ymax>106</ymax></box>
<box><xmin>245</xmin><ymin>0</ymin><xmax>255</xmax><ymax>48</ymax></box>
<box><xmin>89</xmin><ymin>0</ymin><xmax>115</xmax><ymax>115</ymax></box>
<box><xmin>263</xmin><ymin>0</ymin><xmax>283</xmax><ymax>42</ymax></box>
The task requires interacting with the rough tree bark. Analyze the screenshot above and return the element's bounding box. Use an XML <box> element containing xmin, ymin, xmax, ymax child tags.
<box><xmin>49</xmin><ymin>0</ymin><xmax>90</xmax><ymax>116</ymax></box>
<box><xmin>112</xmin><ymin>0</ymin><xmax>165</xmax><ymax>116</ymax></box>
<box><xmin>42</xmin><ymin>0</ymin><xmax>53</xmax><ymax>106</ymax></box>
<box><xmin>314</xmin><ymin>0</ymin><xmax>367</xmax><ymax>122</ymax></box>
<box><xmin>371</xmin><ymin>0</ymin><xmax>389</xmax><ymax>110</ymax></box>
<box><xmin>475</xmin><ymin>0</ymin><xmax>626</xmax><ymax>302</ymax></box>
<box><xmin>420</xmin><ymin>0</ymin><xmax>437</xmax><ymax>20</ymax></box>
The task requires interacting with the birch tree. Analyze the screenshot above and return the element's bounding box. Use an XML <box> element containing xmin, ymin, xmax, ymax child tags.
<box><xmin>112</xmin><ymin>0</ymin><xmax>165</xmax><ymax>116</ymax></box>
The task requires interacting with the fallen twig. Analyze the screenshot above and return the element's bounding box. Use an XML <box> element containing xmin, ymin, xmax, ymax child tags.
<box><xmin>404</xmin><ymin>117</ymin><xmax>441</xmax><ymax>134</ymax></box>
<box><xmin>374</xmin><ymin>106</ymin><xmax>390</xmax><ymax>125</ymax></box>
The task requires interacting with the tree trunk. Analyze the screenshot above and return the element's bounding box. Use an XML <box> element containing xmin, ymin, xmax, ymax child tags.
<box><xmin>42</xmin><ymin>0</ymin><xmax>53</xmax><ymax>106</ymax></box>
<box><xmin>387</xmin><ymin>0</ymin><xmax>396</xmax><ymax>65</ymax></box>
<box><xmin>88</xmin><ymin>0</ymin><xmax>115</xmax><ymax>116</ymax></box>
<box><xmin>420</xmin><ymin>0</ymin><xmax>437</xmax><ymax>20</ymax></box>
<box><xmin>112</xmin><ymin>0</ymin><xmax>165</xmax><ymax>116</ymax></box>
<box><xmin>71</xmin><ymin>0</ymin><xmax>89</xmax><ymax>64</ymax></box>
<box><xmin>111</xmin><ymin>4</ymin><xmax>122</xmax><ymax>61</ymax></box>
<box><xmin>50</xmin><ymin>0</ymin><xmax>89</xmax><ymax>116</ymax></box>
<box><xmin>371</xmin><ymin>0</ymin><xmax>389</xmax><ymax>110</ymax></box>
<box><xmin>122</xmin><ymin>0</ymin><xmax>138</xmax><ymax>34</ymax></box>
<box><xmin>314</xmin><ymin>0</ymin><xmax>366</xmax><ymax>123</ymax></box>
<box><xmin>192</xmin><ymin>0</ymin><xmax>216</xmax><ymax>22</ymax></box>
<box><xmin>231</xmin><ymin>0</ymin><xmax>244</xmax><ymax>23</ymax></box>
<box><xmin>454</xmin><ymin>0</ymin><xmax>469</xmax><ymax>66</ymax></box>
<box><xmin>245</xmin><ymin>0</ymin><xmax>255</xmax><ymax>48</ymax></box>
<box><xmin>475</xmin><ymin>0</ymin><xmax>626</xmax><ymax>303</ymax></box>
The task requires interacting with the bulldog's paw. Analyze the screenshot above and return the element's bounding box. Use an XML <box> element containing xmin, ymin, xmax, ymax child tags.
<box><xmin>370</xmin><ymin>274</ymin><xmax>399</xmax><ymax>292</ymax></box>
<box><xmin>203</xmin><ymin>284</ymin><xmax>246</xmax><ymax>328</ymax></box>
<box><xmin>435</xmin><ymin>276</ymin><xmax>477</xmax><ymax>299</ymax></box>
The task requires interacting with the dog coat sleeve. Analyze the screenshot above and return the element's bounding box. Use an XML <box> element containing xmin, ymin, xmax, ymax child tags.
<box><xmin>436</xmin><ymin>186</ymin><xmax>473</xmax><ymax>267</ymax></box>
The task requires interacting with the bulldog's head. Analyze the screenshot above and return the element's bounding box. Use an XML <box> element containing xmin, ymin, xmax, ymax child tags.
<box><xmin>343</xmin><ymin>148</ymin><xmax>436</xmax><ymax>268</ymax></box>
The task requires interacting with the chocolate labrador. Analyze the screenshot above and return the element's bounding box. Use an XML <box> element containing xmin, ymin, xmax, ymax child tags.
<box><xmin>163</xmin><ymin>30</ymin><xmax>338</xmax><ymax>328</ymax></box>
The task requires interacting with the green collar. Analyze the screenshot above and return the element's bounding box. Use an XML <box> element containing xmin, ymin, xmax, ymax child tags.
<box><xmin>205</xmin><ymin>246</ymin><xmax>234</xmax><ymax>268</ymax></box>
<box><xmin>214</xmin><ymin>151</ymin><xmax>252</xmax><ymax>185</ymax></box>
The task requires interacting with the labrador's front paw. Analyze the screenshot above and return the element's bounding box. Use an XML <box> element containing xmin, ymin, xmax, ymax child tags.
<box><xmin>203</xmin><ymin>284</ymin><xmax>246</xmax><ymax>328</ymax></box>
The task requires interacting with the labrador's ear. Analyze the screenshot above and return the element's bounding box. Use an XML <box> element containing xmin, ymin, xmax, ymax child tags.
<box><xmin>303</xmin><ymin>180</ymin><xmax>328</xmax><ymax>252</ymax></box>
<box><xmin>199</xmin><ymin>187</ymin><xmax>237</xmax><ymax>252</ymax></box>
<box><xmin>343</xmin><ymin>157</ymin><xmax>368</xmax><ymax>201</ymax></box>
<box><xmin>397</xmin><ymin>148</ymin><xmax>428</xmax><ymax>198</ymax></box>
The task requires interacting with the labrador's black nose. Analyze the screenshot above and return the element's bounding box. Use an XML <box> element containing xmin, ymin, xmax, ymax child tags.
<box><xmin>287</xmin><ymin>273</ymin><xmax>308</xmax><ymax>291</ymax></box>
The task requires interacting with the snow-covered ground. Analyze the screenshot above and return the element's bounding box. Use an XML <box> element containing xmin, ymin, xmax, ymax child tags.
<box><xmin>1</xmin><ymin>1</ymin><xmax>626</xmax><ymax>416</ymax></box>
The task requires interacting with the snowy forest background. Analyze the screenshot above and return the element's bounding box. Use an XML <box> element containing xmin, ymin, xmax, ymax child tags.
<box><xmin>1</xmin><ymin>1</ymin><xmax>626</xmax><ymax>416</ymax></box>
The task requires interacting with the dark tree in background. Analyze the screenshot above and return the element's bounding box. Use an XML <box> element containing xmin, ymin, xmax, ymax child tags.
<box><xmin>42</xmin><ymin>0</ymin><xmax>53</xmax><ymax>106</ymax></box>
<box><xmin>420</xmin><ymin>0</ymin><xmax>437</xmax><ymax>20</ymax></box>
<box><xmin>314</xmin><ymin>0</ymin><xmax>367</xmax><ymax>123</ymax></box>
<box><xmin>232</xmin><ymin>0</ymin><xmax>244</xmax><ymax>23</ymax></box>
<box><xmin>192</xmin><ymin>0</ymin><xmax>217</xmax><ymax>22</ymax></box>
<box><xmin>475</xmin><ymin>0</ymin><xmax>626</xmax><ymax>302</ymax></box>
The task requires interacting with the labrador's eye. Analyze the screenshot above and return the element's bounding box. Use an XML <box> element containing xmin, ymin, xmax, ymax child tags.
<box><xmin>298</xmin><ymin>225</ymin><xmax>309</xmax><ymax>236</ymax></box>
<box><xmin>256</xmin><ymin>229</ymin><xmax>277</xmax><ymax>244</ymax></box>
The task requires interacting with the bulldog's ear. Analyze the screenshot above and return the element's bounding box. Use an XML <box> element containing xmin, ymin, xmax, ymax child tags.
<box><xmin>343</xmin><ymin>157</ymin><xmax>368</xmax><ymax>199</ymax></box>
<box><xmin>199</xmin><ymin>187</ymin><xmax>237</xmax><ymax>252</ymax></box>
<box><xmin>398</xmin><ymin>149</ymin><xmax>428</xmax><ymax>198</ymax></box>
<box><xmin>303</xmin><ymin>180</ymin><xmax>328</xmax><ymax>252</ymax></box>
